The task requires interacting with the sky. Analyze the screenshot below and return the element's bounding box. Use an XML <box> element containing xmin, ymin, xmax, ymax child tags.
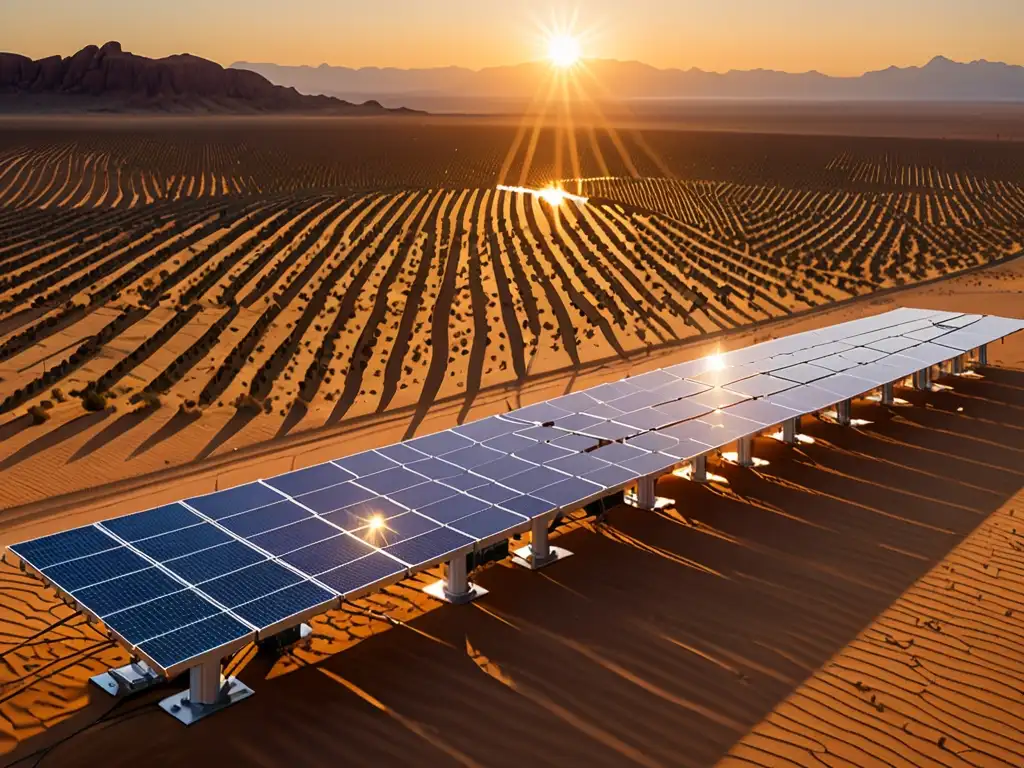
<box><xmin>3</xmin><ymin>0</ymin><xmax>1022</xmax><ymax>75</ymax></box>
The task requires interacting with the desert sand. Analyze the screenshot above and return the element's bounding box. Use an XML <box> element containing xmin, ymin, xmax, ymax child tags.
<box><xmin>0</xmin><ymin>251</ymin><xmax>1022</xmax><ymax>766</ymax></box>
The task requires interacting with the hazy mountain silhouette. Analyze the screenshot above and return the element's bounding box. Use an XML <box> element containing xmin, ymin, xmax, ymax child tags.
<box><xmin>0</xmin><ymin>42</ymin><xmax>421</xmax><ymax>114</ymax></box>
<box><xmin>234</xmin><ymin>56</ymin><xmax>1024</xmax><ymax>112</ymax></box>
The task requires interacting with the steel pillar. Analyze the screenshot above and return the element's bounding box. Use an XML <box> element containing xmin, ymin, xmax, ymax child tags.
<box><xmin>159</xmin><ymin>661</ymin><xmax>254</xmax><ymax>725</ymax></box>
<box><xmin>513</xmin><ymin>517</ymin><xmax>573</xmax><ymax>570</ymax></box>
<box><xmin>836</xmin><ymin>398</ymin><xmax>852</xmax><ymax>427</ymax></box>
<box><xmin>952</xmin><ymin>355</ymin><xmax>963</xmax><ymax>375</ymax></box>
<box><xmin>978</xmin><ymin>344</ymin><xmax>988</xmax><ymax>366</ymax></box>
<box><xmin>915</xmin><ymin>367</ymin><xmax>931</xmax><ymax>390</ymax></box>
<box><xmin>692</xmin><ymin>454</ymin><xmax>708</xmax><ymax>483</ymax></box>
<box><xmin>782</xmin><ymin>416</ymin><xmax>798</xmax><ymax>445</ymax></box>
<box><xmin>636</xmin><ymin>475</ymin><xmax>657</xmax><ymax>510</ymax></box>
<box><xmin>423</xmin><ymin>555</ymin><xmax>488</xmax><ymax>602</ymax></box>
<box><xmin>737</xmin><ymin>435</ymin><xmax>754</xmax><ymax>467</ymax></box>
<box><xmin>881</xmin><ymin>381</ymin><xmax>894</xmax><ymax>406</ymax></box>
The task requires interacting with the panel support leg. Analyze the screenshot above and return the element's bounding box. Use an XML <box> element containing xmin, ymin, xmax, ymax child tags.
<box><xmin>977</xmin><ymin>344</ymin><xmax>988</xmax><ymax>366</ymax></box>
<box><xmin>737</xmin><ymin>435</ymin><xmax>754</xmax><ymax>467</ymax></box>
<box><xmin>159</xmin><ymin>660</ymin><xmax>254</xmax><ymax>725</ymax></box>
<box><xmin>836</xmin><ymin>398</ymin><xmax>852</xmax><ymax>427</ymax></box>
<box><xmin>692</xmin><ymin>454</ymin><xmax>708</xmax><ymax>483</ymax></box>
<box><xmin>881</xmin><ymin>381</ymin><xmax>894</xmax><ymax>406</ymax></box>
<box><xmin>915</xmin><ymin>367</ymin><xmax>931</xmax><ymax>391</ymax></box>
<box><xmin>951</xmin><ymin>355</ymin><xmax>963</xmax><ymax>375</ymax></box>
<box><xmin>782</xmin><ymin>416</ymin><xmax>798</xmax><ymax>445</ymax></box>
<box><xmin>513</xmin><ymin>516</ymin><xmax>573</xmax><ymax>570</ymax></box>
<box><xmin>636</xmin><ymin>475</ymin><xmax>657</xmax><ymax>510</ymax></box>
<box><xmin>424</xmin><ymin>555</ymin><xmax>487</xmax><ymax>603</ymax></box>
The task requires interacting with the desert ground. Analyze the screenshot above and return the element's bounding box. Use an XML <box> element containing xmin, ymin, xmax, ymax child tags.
<box><xmin>1</xmin><ymin>113</ymin><xmax>1024</xmax><ymax>766</ymax></box>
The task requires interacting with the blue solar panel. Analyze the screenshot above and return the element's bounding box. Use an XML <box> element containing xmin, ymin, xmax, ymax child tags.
<box><xmin>550</xmin><ymin>433</ymin><xmax>602</xmax><ymax>452</ymax></box>
<box><xmin>512</xmin><ymin>442</ymin><xmax>574</xmax><ymax>464</ymax></box>
<box><xmin>451</xmin><ymin>416</ymin><xmax>520</xmax><ymax>442</ymax></box>
<box><xmin>103</xmin><ymin>589</ymin><xmax>223</xmax><ymax>646</ymax></box>
<box><xmin>137</xmin><ymin>612</ymin><xmax>251</xmax><ymax>671</ymax></box>
<box><xmin>578</xmin><ymin>420</ymin><xmax>638</xmax><ymax>441</ymax></box>
<box><xmin>130</xmin><ymin>523</ymin><xmax>232</xmax><ymax>562</ymax></box>
<box><xmin>499</xmin><ymin>494</ymin><xmax>555</xmax><ymax>519</ymax></box>
<box><xmin>503</xmin><ymin>466</ymin><xmax>567</xmax><ymax>494</ymax></box>
<box><xmin>506</xmin><ymin>401</ymin><xmax>573</xmax><ymax>425</ymax></box>
<box><xmin>42</xmin><ymin>546</ymin><xmax>149</xmax><ymax>591</ymax></box>
<box><xmin>448</xmin><ymin>507</ymin><xmax>528</xmax><ymax>540</ymax></box>
<box><xmin>230</xmin><ymin>581</ymin><xmax>335</xmax><ymax>630</ymax></box>
<box><xmin>298</xmin><ymin>481</ymin><xmax>377</xmax><ymax>514</ymax></box>
<box><xmin>280</xmin><ymin>533</ymin><xmax>377</xmax><ymax>575</ymax></box>
<box><xmin>75</xmin><ymin>568</ymin><xmax>185</xmax><ymax>617</ymax></box>
<box><xmin>102</xmin><ymin>503</ymin><xmax>203</xmax><ymax>543</ymax></box>
<box><xmin>688</xmin><ymin>387</ymin><xmax>749</xmax><ymax>410</ymax></box>
<box><xmin>357</xmin><ymin>467</ymin><xmax>429</xmax><ymax>495</ymax></box>
<box><xmin>587</xmin><ymin>380</ymin><xmax>639</xmax><ymax>403</ymax></box>
<box><xmin>619</xmin><ymin>452</ymin><xmax>677</xmax><ymax>477</ymax></box>
<box><xmin>473</xmin><ymin>455</ymin><xmax>536</xmax><ymax>481</ymax></box>
<box><xmin>11</xmin><ymin>525</ymin><xmax>119</xmax><ymax>570</ymax></box>
<box><xmin>615</xmin><ymin>407</ymin><xmax>679</xmax><ymax>431</ymax></box>
<box><xmin>320</xmin><ymin>497</ymin><xmax>407</xmax><ymax>531</ymax></box>
<box><xmin>533</xmin><ymin>477</ymin><xmax>605</xmax><ymax>508</ymax></box>
<box><xmin>162</xmin><ymin>540</ymin><xmax>267</xmax><ymax>584</ymax></box>
<box><xmin>353</xmin><ymin>512</ymin><xmax>438</xmax><ymax>545</ymax></box>
<box><xmin>440</xmin><ymin>444</ymin><xmax>505</xmax><ymax>470</ymax></box>
<box><xmin>333</xmin><ymin>451</ymin><xmax>398</xmax><ymax>478</ymax></box>
<box><xmin>480</xmin><ymin>432</ymin><xmax>537</xmax><ymax>454</ymax></box>
<box><xmin>591</xmin><ymin>442</ymin><xmax>649</xmax><ymax>465</ymax></box>
<box><xmin>403</xmin><ymin>457</ymin><xmax>465</xmax><ymax>480</ymax></box>
<box><xmin>547</xmin><ymin>452</ymin><xmax>612</xmax><ymax>477</ymax></box>
<box><xmin>264</xmin><ymin>462</ymin><xmax>354</xmax><ymax>497</ymax></box>
<box><xmin>440</xmin><ymin>472</ymin><xmax>491</xmax><ymax>492</ymax></box>
<box><xmin>186</xmin><ymin>482</ymin><xmax>283</xmax><ymax>520</ymax></box>
<box><xmin>552</xmin><ymin>413</ymin><xmax>605</xmax><ymax>432</ymax></box>
<box><xmin>514</xmin><ymin>425</ymin><xmax>567</xmax><ymax>443</ymax></box>
<box><xmin>582</xmin><ymin>465</ymin><xmax>638</xmax><ymax>487</ymax></box>
<box><xmin>466</xmin><ymin>482</ymin><xmax>521</xmax><ymax>505</ymax></box>
<box><xmin>625</xmin><ymin>432</ymin><xmax>681</xmax><ymax>453</ymax></box>
<box><xmin>389</xmin><ymin>480</ymin><xmax>460</xmax><ymax>510</ymax></box>
<box><xmin>582</xmin><ymin>402</ymin><xmax>626</xmax><ymax>419</ymax></box>
<box><xmin>406</xmin><ymin>430</ymin><xmax>475</xmax><ymax>457</ymax></box>
<box><xmin>217</xmin><ymin>500</ymin><xmax>313</xmax><ymax>538</ymax></box>
<box><xmin>383</xmin><ymin>527</ymin><xmax>475</xmax><ymax>568</ymax></box>
<box><xmin>316</xmin><ymin>552</ymin><xmax>407</xmax><ymax>596</ymax></box>
<box><xmin>626</xmin><ymin>369</ymin><xmax>680</xmax><ymax>391</ymax></box>
<box><xmin>415</xmin><ymin>493</ymin><xmax>490</xmax><ymax>524</ymax></box>
<box><xmin>194</xmin><ymin>560</ymin><xmax>303</xmax><ymax>606</ymax></box>
<box><xmin>249</xmin><ymin>518</ymin><xmax>342</xmax><ymax>556</ymax></box>
<box><xmin>376</xmin><ymin>442</ymin><xmax>428</xmax><ymax>466</ymax></box>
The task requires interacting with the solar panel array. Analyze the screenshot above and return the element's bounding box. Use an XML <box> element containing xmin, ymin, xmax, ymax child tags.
<box><xmin>10</xmin><ymin>307</ymin><xmax>1023</xmax><ymax>678</ymax></box>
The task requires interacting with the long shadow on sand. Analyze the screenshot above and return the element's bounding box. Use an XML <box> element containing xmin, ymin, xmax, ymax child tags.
<box><xmin>68</xmin><ymin>408</ymin><xmax>158</xmax><ymax>463</ymax></box>
<box><xmin>0</xmin><ymin>410</ymin><xmax>110</xmax><ymax>472</ymax></box>
<box><xmin>5</xmin><ymin>367</ymin><xmax>1023</xmax><ymax>768</ymax></box>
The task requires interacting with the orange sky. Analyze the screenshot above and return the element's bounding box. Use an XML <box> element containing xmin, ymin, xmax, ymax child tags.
<box><xmin>3</xmin><ymin>0</ymin><xmax>1022</xmax><ymax>74</ymax></box>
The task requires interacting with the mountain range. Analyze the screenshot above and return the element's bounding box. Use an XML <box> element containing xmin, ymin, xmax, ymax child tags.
<box><xmin>233</xmin><ymin>56</ymin><xmax>1024</xmax><ymax>112</ymax></box>
<box><xmin>0</xmin><ymin>42</ymin><xmax>419</xmax><ymax>115</ymax></box>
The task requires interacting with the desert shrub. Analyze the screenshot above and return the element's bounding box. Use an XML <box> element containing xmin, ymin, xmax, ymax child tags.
<box><xmin>81</xmin><ymin>390</ymin><xmax>108</xmax><ymax>412</ymax></box>
<box><xmin>27</xmin><ymin>405</ymin><xmax>50</xmax><ymax>425</ymax></box>
<box><xmin>51</xmin><ymin>387</ymin><xmax>66</xmax><ymax>403</ymax></box>
<box><xmin>134</xmin><ymin>391</ymin><xmax>163</xmax><ymax>410</ymax></box>
<box><xmin>234</xmin><ymin>393</ymin><xmax>262</xmax><ymax>412</ymax></box>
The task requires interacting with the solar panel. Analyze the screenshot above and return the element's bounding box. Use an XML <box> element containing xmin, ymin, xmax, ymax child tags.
<box><xmin>10</xmin><ymin>306</ymin><xmax>1020</xmax><ymax>686</ymax></box>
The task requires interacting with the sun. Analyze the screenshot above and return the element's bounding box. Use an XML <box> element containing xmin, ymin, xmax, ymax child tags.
<box><xmin>548</xmin><ymin>34</ymin><xmax>581</xmax><ymax>68</ymax></box>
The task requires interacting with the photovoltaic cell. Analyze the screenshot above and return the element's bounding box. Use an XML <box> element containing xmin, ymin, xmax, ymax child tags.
<box><xmin>512</xmin><ymin>442</ymin><xmax>574</xmax><ymax>464</ymax></box>
<box><xmin>415</xmin><ymin>494</ymin><xmax>490</xmax><ymax>524</ymax></box>
<box><xmin>389</xmin><ymin>480</ymin><xmax>460</xmax><ymax>510</ymax></box>
<box><xmin>103</xmin><ymin>589</ymin><xmax>222</xmax><ymax>646</ymax></box>
<box><xmin>197</xmin><ymin>560</ymin><xmax>304</xmax><ymax>607</ymax></box>
<box><xmin>533</xmin><ymin>477</ymin><xmax>605</xmax><ymax>509</ymax></box>
<box><xmin>441</xmin><ymin>444</ymin><xmax>505</xmax><ymax>470</ymax></box>
<box><xmin>281</xmin><ymin>533</ymin><xmax>377</xmax><ymax>575</ymax></box>
<box><xmin>162</xmin><ymin>540</ymin><xmax>267</xmax><ymax>584</ymax></box>
<box><xmin>130</xmin><ymin>523</ymin><xmax>232</xmax><ymax>562</ymax></box>
<box><xmin>357</xmin><ymin>467</ymin><xmax>429</xmax><ymax>495</ymax></box>
<box><xmin>333</xmin><ymin>451</ymin><xmax>398</xmax><ymax>478</ymax></box>
<box><xmin>404</xmin><ymin>457</ymin><xmax>464</xmax><ymax>480</ymax></box>
<box><xmin>383</xmin><ymin>527</ymin><xmax>475</xmax><ymax>568</ymax></box>
<box><xmin>217</xmin><ymin>500</ymin><xmax>313</xmax><ymax>538</ymax></box>
<box><xmin>406</xmin><ymin>430</ymin><xmax>475</xmax><ymax>457</ymax></box>
<box><xmin>137</xmin><ymin>613</ymin><xmax>252</xmax><ymax>672</ymax></box>
<box><xmin>264</xmin><ymin>463</ymin><xmax>354</xmax><ymax>497</ymax></box>
<box><xmin>75</xmin><ymin>568</ymin><xmax>186</xmax><ymax>618</ymax></box>
<box><xmin>231</xmin><ymin>581</ymin><xmax>335</xmax><ymax>630</ymax></box>
<box><xmin>375</xmin><ymin>442</ymin><xmax>428</xmax><ymax>466</ymax></box>
<box><xmin>297</xmin><ymin>481</ymin><xmax>377</xmax><ymax>514</ymax></box>
<box><xmin>186</xmin><ymin>483</ymin><xmax>283</xmax><ymax>520</ymax></box>
<box><xmin>42</xmin><ymin>547</ymin><xmax>150</xmax><ymax>592</ymax></box>
<box><xmin>102</xmin><ymin>503</ymin><xmax>203</xmax><ymax>543</ymax></box>
<box><xmin>468</xmin><ymin>482</ymin><xmax>522</xmax><ymax>505</ymax></box>
<box><xmin>316</xmin><ymin>552</ymin><xmax>407</xmax><ymax>597</ymax></box>
<box><xmin>448</xmin><ymin>507</ymin><xmax>529</xmax><ymax>541</ymax></box>
<box><xmin>11</xmin><ymin>525</ymin><xmax>119</xmax><ymax>570</ymax></box>
<box><xmin>249</xmin><ymin>518</ymin><xmax>343</xmax><ymax>557</ymax></box>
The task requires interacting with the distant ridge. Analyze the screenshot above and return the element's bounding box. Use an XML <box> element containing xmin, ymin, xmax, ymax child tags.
<box><xmin>233</xmin><ymin>56</ymin><xmax>1024</xmax><ymax>111</ymax></box>
<box><xmin>0</xmin><ymin>42</ymin><xmax>422</xmax><ymax>115</ymax></box>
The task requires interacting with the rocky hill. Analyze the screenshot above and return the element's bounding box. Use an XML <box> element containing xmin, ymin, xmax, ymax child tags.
<box><xmin>0</xmin><ymin>42</ymin><xmax>419</xmax><ymax>114</ymax></box>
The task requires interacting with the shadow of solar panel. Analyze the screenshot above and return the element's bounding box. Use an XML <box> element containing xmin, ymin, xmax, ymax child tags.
<box><xmin>416</xmin><ymin>493</ymin><xmax>490</xmax><ymax>524</ymax></box>
<box><xmin>75</xmin><ymin>567</ymin><xmax>186</xmax><ymax>618</ymax></box>
<box><xmin>186</xmin><ymin>483</ymin><xmax>284</xmax><ymax>520</ymax></box>
<box><xmin>162</xmin><ymin>540</ymin><xmax>267</xmax><ymax>584</ymax></box>
<box><xmin>232</xmin><ymin>581</ymin><xmax>335</xmax><ymax>631</ymax></box>
<box><xmin>218</xmin><ymin>500</ymin><xmax>313</xmax><ymax>538</ymax></box>
<box><xmin>42</xmin><ymin>546</ymin><xmax>150</xmax><ymax>591</ymax></box>
<box><xmin>333</xmin><ymin>451</ymin><xmax>398</xmax><ymax>478</ymax></box>
<box><xmin>265</xmin><ymin>462</ymin><xmax>355</xmax><ymax>497</ymax></box>
<box><xmin>104</xmin><ymin>589</ymin><xmax>223</xmax><ymax>646</ymax></box>
<box><xmin>102</xmin><ymin>503</ymin><xmax>203</xmax><ymax>543</ymax></box>
<box><xmin>448</xmin><ymin>507</ymin><xmax>529</xmax><ymax>541</ymax></box>
<box><xmin>130</xmin><ymin>523</ymin><xmax>232</xmax><ymax>562</ymax></box>
<box><xmin>382</xmin><ymin>527</ymin><xmax>475</xmax><ymax>568</ymax></box>
<box><xmin>11</xmin><ymin>525</ymin><xmax>119</xmax><ymax>570</ymax></box>
<box><xmin>296</xmin><ymin>481</ymin><xmax>377</xmax><ymax>514</ymax></box>
<box><xmin>249</xmin><ymin>517</ymin><xmax>342</xmax><ymax>556</ymax></box>
<box><xmin>534</xmin><ymin>477</ymin><xmax>605</xmax><ymax>509</ymax></box>
<box><xmin>389</xmin><ymin>480</ymin><xmax>460</xmax><ymax>510</ymax></box>
<box><xmin>316</xmin><ymin>551</ymin><xmax>407</xmax><ymax>597</ymax></box>
<box><xmin>196</xmin><ymin>560</ymin><xmax>304</xmax><ymax>607</ymax></box>
<box><xmin>138</xmin><ymin>613</ymin><xmax>252</xmax><ymax>672</ymax></box>
<box><xmin>404</xmin><ymin>457</ymin><xmax>466</xmax><ymax>480</ymax></box>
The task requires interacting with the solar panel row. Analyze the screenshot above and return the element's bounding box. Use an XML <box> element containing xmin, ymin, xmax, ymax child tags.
<box><xmin>10</xmin><ymin>307</ymin><xmax>1023</xmax><ymax>680</ymax></box>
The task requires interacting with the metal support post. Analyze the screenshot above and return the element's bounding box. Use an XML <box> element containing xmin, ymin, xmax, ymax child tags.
<box><xmin>978</xmin><ymin>344</ymin><xmax>988</xmax><ymax>366</ymax></box>
<box><xmin>881</xmin><ymin>381</ymin><xmax>894</xmax><ymax>406</ymax></box>
<box><xmin>159</xmin><ymin>660</ymin><xmax>254</xmax><ymax>725</ymax></box>
<box><xmin>692</xmin><ymin>454</ymin><xmax>708</xmax><ymax>483</ymax></box>
<box><xmin>512</xmin><ymin>516</ymin><xmax>573</xmax><ymax>570</ymax></box>
<box><xmin>836</xmin><ymin>398</ymin><xmax>852</xmax><ymax>427</ymax></box>
<box><xmin>737</xmin><ymin>435</ymin><xmax>754</xmax><ymax>467</ymax></box>
<box><xmin>636</xmin><ymin>475</ymin><xmax>657</xmax><ymax>510</ymax></box>
<box><xmin>782</xmin><ymin>416</ymin><xmax>798</xmax><ymax>445</ymax></box>
<box><xmin>952</xmin><ymin>355</ymin><xmax>963</xmax><ymax>375</ymax></box>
